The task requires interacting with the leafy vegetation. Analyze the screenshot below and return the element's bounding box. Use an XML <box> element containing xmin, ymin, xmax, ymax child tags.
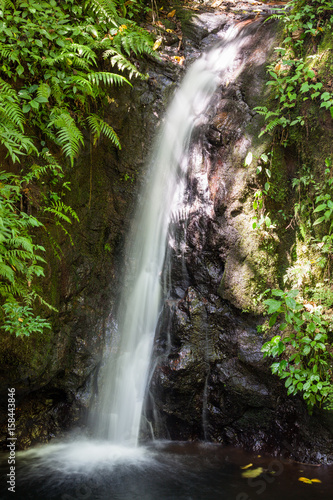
<box><xmin>256</xmin><ymin>0</ymin><xmax>333</xmax><ymax>141</ymax></box>
<box><xmin>0</xmin><ymin>0</ymin><xmax>154</xmax><ymax>336</ymax></box>
<box><xmin>254</xmin><ymin>0</ymin><xmax>333</xmax><ymax>411</ymax></box>
<box><xmin>261</xmin><ymin>289</ymin><xmax>333</xmax><ymax>411</ymax></box>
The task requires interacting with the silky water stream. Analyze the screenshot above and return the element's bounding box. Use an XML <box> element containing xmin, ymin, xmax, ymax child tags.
<box><xmin>1</xmin><ymin>20</ymin><xmax>333</xmax><ymax>500</ymax></box>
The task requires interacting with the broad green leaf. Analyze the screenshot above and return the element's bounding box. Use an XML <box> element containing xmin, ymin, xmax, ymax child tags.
<box><xmin>264</xmin><ymin>299</ymin><xmax>282</xmax><ymax>314</ymax></box>
<box><xmin>314</xmin><ymin>203</ymin><xmax>327</xmax><ymax>213</ymax></box>
<box><xmin>269</xmin><ymin>314</ymin><xmax>278</xmax><ymax>327</ymax></box>
<box><xmin>285</xmin><ymin>297</ymin><xmax>296</xmax><ymax>310</ymax></box>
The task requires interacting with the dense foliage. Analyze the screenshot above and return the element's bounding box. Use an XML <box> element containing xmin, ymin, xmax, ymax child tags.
<box><xmin>255</xmin><ymin>0</ymin><xmax>333</xmax><ymax>411</ymax></box>
<box><xmin>0</xmin><ymin>0</ymin><xmax>154</xmax><ymax>336</ymax></box>
<box><xmin>257</xmin><ymin>0</ymin><xmax>333</xmax><ymax>138</ymax></box>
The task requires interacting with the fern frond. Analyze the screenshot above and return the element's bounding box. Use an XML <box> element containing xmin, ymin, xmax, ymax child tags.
<box><xmin>49</xmin><ymin>110</ymin><xmax>84</xmax><ymax>166</ymax></box>
<box><xmin>42</xmin><ymin>53</ymin><xmax>90</xmax><ymax>71</ymax></box>
<box><xmin>0</xmin><ymin>262</ymin><xmax>14</xmax><ymax>282</ymax></box>
<box><xmin>43</xmin><ymin>207</ymin><xmax>72</xmax><ymax>224</ymax></box>
<box><xmin>0</xmin><ymin>0</ymin><xmax>14</xmax><ymax>11</ymax></box>
<box><xmin>0</xmin><ymin>125</ymin><xmax>37</xmax><ymax>162</ymax></box>
<box><xmin>3</xmin><ymin>248</ymin><xmax>34</xmax><ymax>261</ymax></box>
<box><xmin>70</xmin><ymin>75</ymin><xmax>94</xmax><ymax>95</ymax></box>
<box><xmin>67</xmin><ymin>43</ymin><xmax>97</xmax><ymax>64</ymax></box>
<box><xmin>50</xmin><ymin>81</ymin><xmax>63</xmax><ymax>106</ymax></box>
<box><xmin>103</xmin><ymin>48</ymin><xmax>144</xmax><ymax>79</ymax></box>
<box><xmin>87</xmin><ymin>113</ymin><xmax>121</xmax><ymax>148</ymax></box>
<box><xmin>0</xmin><ymin>82</ymin><xmax>24</xmax><ymax>131</ymax></box>
<box><xmin>0</xmin><ymin>45</ymin><xmax>13</xmax><ymax>60</ymax></box>
<box><xmin>0</xmin><ymin>282</ymin><xmax>28</xmax><ymax>300</ymax></box>
<box><xmin>0</xmin><ymin>78</ymin><xmax>18</xmax><ymax>99</ymax></box>
<box><xmin>28</xmin><ymin>289</ymin><xmax>58</xmax><ymax>311</ymax></box>
<box><xmin>87</xmin><ymin>71</ymin><xmax>130</xmax><ymax>87</ymax></box>
<box><xmin>259</xmin><ymin>117</ymin><xmax>282</xmax><ymax>137</ymax></box>
<box><xmin>7</xmin><ymin>236</ymin><xmax>34</xmax><ymax>253</ymax></box>
<box><xmin>22</xmin><ymin>160</ymin><xmax>63</xmax><ymax>183</ymax></box>
<box><xmin>44</xmin><ymin>200</ymin><xmax>79</xmax><ymax>224</ymax></box>
<box><xmin>112</xmin><ymin>26</ymin><xmax>154</xmax><ymax>57</ymax></box>
<box><xmin>37</xmin><ymin>82</ymin><xmax>51</xmax><ymax>100</ymax></box>
<box><xmin>85</xmin><ymin>0</ymin><xmax>119</xmax><ymax>25</ymax></box>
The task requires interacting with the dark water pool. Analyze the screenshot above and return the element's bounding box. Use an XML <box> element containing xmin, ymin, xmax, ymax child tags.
<box><xmin>1</xmin><ymin>440</ymin><xmax>333</xmax><ymax>500</ymax></box>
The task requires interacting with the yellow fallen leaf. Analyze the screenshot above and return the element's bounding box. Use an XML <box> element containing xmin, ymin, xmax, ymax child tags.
<box><xmin>242</xmin><ymin>467</ymin><xmax>263</xmax><ymax>479</ymax></box>
<box><xmin>241</xmin><ymin>463</ymin><xmax>253</xmax><ymax>470</ymax></box>
<box><xmin>166</xmin><ymin>29</ymin><xmax>175</xmax><ymax>33</ymax></box>
<box><xmin>311</xmin><ymin>479</ymin><xmax>322</xmax><ymax>483</ymax></box>
<box><xmin>167</xmin><ymin>9</ymin><xmax>176</xmax><ymax>17</ymax></box>
<box><xmin>174</xmin><ymin>56</ymin><xmax>185</xmax><ymax>65</ymax></box>
<box><xmin>18</xmin><ymin>318</ymin><xmax>23</xmax><ymax>323</ymax></box>
<box><xmin>298</xmin><ymin>477</ymin><xmax>313</xmax><ymax>484</ymax></box>
<box><xmin>153</xmin><ymin>37</ymin><xmax>162</xmax><ymax>51</ymax></box>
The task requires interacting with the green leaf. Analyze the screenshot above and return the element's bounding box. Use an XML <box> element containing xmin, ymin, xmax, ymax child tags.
<box><xmin>300</xmin><ymin>82</ymin><xmax>309</xmax><ymax>93</ymax></box>
<box><xmin>35</xmin><ymin>96</ymin><xmax>49</xmax><ymax>103</ymax></box>
<box><xmin>30</xmin><ymin>100</ymin><xmax>39</xmax><ymax>109</ymax></box>
<box><xmin>285</xmin><ymin>377</ymin><xmax>293</xmax><ymax>388</ymax></box>
<box><xmin>313</xmin><ymin>216</ymin><xmax>325</xmax><ymax>225</ymax></box>
<box><xmin>314</xmin><ymin>203</ymin><xmax>327</xmax><ymax>213</ymax></box>
<box><xmin>264</xmin><ymin>298</ymin><xmax>282</xmax><ymax>314</ymax></box>
<box><xmin>269</xmin><ymin>314</ymin><xmax>278</xmax><ymax>327</ymax></box>
<box><xmin>285</xmin><ymin>297</ymin><xmax>296</xmax><ymax>310</ymax></box>
<box><xmin>303</xmin><ymin>345</ymin><xmax>311</xmax><ymax>355</ymax></box>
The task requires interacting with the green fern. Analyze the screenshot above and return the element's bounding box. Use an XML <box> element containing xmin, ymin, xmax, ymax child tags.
<box><xmin>67</xmin><ymin>43</ymin><xmax>97</xmax><ymax>64</ymax></box>
<box><xmin>258</xmin><ymin>117</ymin><xmax>282</xmax><ymax>137</ymax></box>
<box><xmin>0</xmin><ymin>0</ymin><xmax>155</xmax><ymax>335</ymax></box>
<box><xmin>50</xmin><ymin>81</ymin><xmax>63</xmax><ymax>106</ymax></box>
<box><xmin>0</xmin><ymin>174</ymin><xmax>54</xmax><ymax>335</ymax></box>
<box><xmin>0</xmin><ymin>0</ymin><xmax>14</xmax><ymax>12</ymax></box>
<box><xmin>49</xmin><ymin>110</ymin><xmax>85</xmax><ymax>166</ymax></box>
<box><xmin>87</xmin><ymin>113</ymin><xmax>121</xmax><ymax>148</ymax></box>
<box><xmin>103</xmin><ymin>48</ymin><xmax>145</xmax><ymax>79</ymax></box>
<box><xmin>87</xmin><ymin>71</ymin><xmax>130</xmax><ymax>87</ymax></box>
<box><xmin>42</xmin><ymin>53</ymin><xmax>91</xmax><ymax>71</ymax></box>
<box><xmin>0</xmin><ymin>78</ymin><xmax>24</xmax><ymax>130</ymax></box>
<box><xmin>112</xmin><ymin>25</ymin><xmax>154</xmax><ymax>57</ymax></box>
<box><xmin>37</xmin><ymin>82</ymin><xmax>51</xmax><ymax>101</ymax></box>
<box><xmin>0</xmin><ymin>263</ymin><xmax>15</xmax><ymax>282</ymax></box>
<box><xmin>43</xmin><ymin>200</ymin><xmax>79</xmax><ymax>246</ymax></box>
<box><xmin>44</xmin><ymin>202</ymin><xmax>79</xmax><ymax>225</ymax></box>
<box><xmin>0</xmin><ymin>45</ymin><xmax>14</xmax><ymax>61</ymax></box>
<box><xmin>70</xmin><ymin>75</ymin><xmax>94</xmax><ymax>96</ymax></box>
<box><xmin>86</xmin><ymin>0</ymin><xmax>119</xmax><ymax>25</ymax></box>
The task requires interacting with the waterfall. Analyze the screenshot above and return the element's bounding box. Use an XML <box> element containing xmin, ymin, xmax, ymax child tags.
<box><xmin>94</xmin><ymin>22</ymin><xmax>256</xmax><ymax>446</ymax></box>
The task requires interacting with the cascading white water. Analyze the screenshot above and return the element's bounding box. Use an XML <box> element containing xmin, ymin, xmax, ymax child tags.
<box><xmin>95</xmin><ymin>23</ymin><xmax>254</xmax><ymax>446</ymax></box>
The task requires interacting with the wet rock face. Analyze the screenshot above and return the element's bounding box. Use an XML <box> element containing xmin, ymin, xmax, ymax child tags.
<box><xmin>142</xmin><ymin>18</ymin><xmax>333</xmax><ymax>463</ymax></box>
